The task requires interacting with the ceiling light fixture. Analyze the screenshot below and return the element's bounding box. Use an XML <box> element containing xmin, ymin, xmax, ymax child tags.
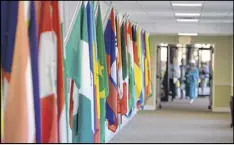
<box><xmin>178</xmin><ymin>33</ymin><xmax>198</xmax><ymax>36</ymax></box>
<box><xmin>172</xmin><ymin>3</ymin><xmax>202</xmax><ymax>7</ymax></box>
<box><xmin>177</xmin><ymin>19</ymin><xmax>199</xmax><ymax>22</ymax></box>
<box><xmin>175</xmin><ymin>13</ymin><xmax>200</xmax><ymax>17</ymax></box>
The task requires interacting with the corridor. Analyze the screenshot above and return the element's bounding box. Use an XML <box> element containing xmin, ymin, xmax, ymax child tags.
<box><xmin>110</xmin><ymin>98</ymin><xmax>233</xmax><ymax>143</ymax></box>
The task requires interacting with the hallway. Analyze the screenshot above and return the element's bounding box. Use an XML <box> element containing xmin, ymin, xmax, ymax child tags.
<box><xmin>110</xmin><ymin>98</ymin><xmax>233</xmax><ymax>143</ymax></box>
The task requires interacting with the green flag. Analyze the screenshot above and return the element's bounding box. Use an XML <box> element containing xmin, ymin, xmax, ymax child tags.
<box><xmin>96</xmin><ymin>3</ymin><xmax>109</xmax><ymax>143</ymax></box>
<box><xmin>65</xmin><ymin>2</ymin><xmax>94</xmax><ymax>143</ymax></box>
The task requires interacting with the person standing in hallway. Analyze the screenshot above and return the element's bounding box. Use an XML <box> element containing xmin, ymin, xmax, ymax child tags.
<box><xmin>180</xmin><ymin>59</ymin><xmax>187</xmax><ymax>99</ymax></box>
<box><xmin>186</xmin><ymin>60</ymin><xmax>199</xmax><ymax>104</ymax></box>
<box><xmin>168</xmin><ymin>58</ymin><xmax>180</xmax><ymax>101</ymax></box>
<box><xmin>200</xmin><ymin>62</ymin><xmax>210</xmax><ymax>95</ymax></box>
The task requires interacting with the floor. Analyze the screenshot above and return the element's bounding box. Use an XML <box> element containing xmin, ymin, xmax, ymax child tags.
<box><xmin>110</xmin><ymin>98</ymin><xmax>233</xmax><ymax>143</ymax></box>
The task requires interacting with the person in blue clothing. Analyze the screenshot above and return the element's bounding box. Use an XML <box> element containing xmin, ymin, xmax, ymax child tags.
<box><xmin>186</xmin><ymin>60</ymin><xmax>199</xmax><ymax>104</ymax></box>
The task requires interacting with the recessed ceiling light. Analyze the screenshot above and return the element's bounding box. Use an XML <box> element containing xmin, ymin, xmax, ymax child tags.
<box><xmin>175</xmin><ymin>13</ymin><xmax>200</xmax><ymax>17</ymax></box>
<box><xmin>177</xmin><ymin>19</ymin><xmax>199</xmax><ymax>22</ymax></box>
<box><xmin>178</xmin><ymin>33</ymin><xmax>198</xmax><ymax>36</ymax></box>
<box><xmin>172</xmin><ymin>3</ymin><xmax>202</xmax><ymax>7</ymax></box>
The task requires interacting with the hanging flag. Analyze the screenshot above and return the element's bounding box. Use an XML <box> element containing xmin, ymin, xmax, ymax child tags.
<box><xmin>126</xmin><ymin>22</ymin><xmax>136</xmax><ymax>116</ymax></box>
<box><xmin>120</xmin><ymin>21</ymin><xmax>128</xmax><ymax>116</ymax></box>
<box><xmin>143</xmin><ymin>31</ymin><xmax>148</xmax><ymax>102</ymax></box>
<box><xmin>34</xmin><ymin>1</ymin><xmax>41</xmax><ymax>33</ymax></box>
<box><xmin>64</xmin><ymin>1</ymin><xmax>81</xmax><ymax>143</ymax></box>
<box><xmin>91</xmin><ymin>2</ymin><xmax>101</xmax><ymax>142</ymax></box>
<box><xmin>96</xmin><ymin>3</ymin><xmax>109</xmax><ymax>143</ymax></box>
<box><xmin>50</xmin><ymin>1</ymin><xmax>68</xmax><ymax>143</ymax></box>
<box><xmin>86</xmin><ymin>1</ymin><xmax>98</xmax><ymax>143</ymax></box>
<box><xmin>137</xmin><ymin>27</ymin><xmax>144</xmax><ymax>109</ymax></box>
<box><xmin>4</xmin><ymin>1</ymin><xmax>35</xmax><ymax>143</ymax></box>
<box><xmin>145</xmin><ymin>32</ymin><xmax>152</xmax><ymax>99</ymax></box>
<box><xmin>78</xmin><ymin>3</ymin><xmax>95</xmax><ymax>142</ymax></box>
<box><xmin>115</xmin><ymin>14</ymin><xmax>123</xmax><ymax>125</ymax></box>
<box><xmin>132</xmin><ymin>25</ymin><xmax>143</xmax><ymax>109</ymax></box>
<box><xmin>140</xmin><ymin>30</ymin><xmax>145</xmax><ymax>109</ymax></box>
<box><xmin>38</xmin><ymin>1</ymin><xmax>58</xmax><ymax>143</ymax></box>
<box><xmin>1</xmin><ymin>1</ymin><xmax>19</xmax><ymax>142</ymax></box>
<box><xmin>28</xmin><ymin>1</ymin><xmax>41</xmax><ymax>143</ymax></box>
<box><xmin>58</xmin><ymin>1</ymin><xmax>71</xmax><ymax>143</ymax></box>
<box><xmin>104</xmin><ymin>8</ymin><xmax>118</xmax><ymax>132</ymax></box>
<box><xmin>65</xmin><ymin>2</ymin><xmax>94</xmax><ymax>143</ymax></box>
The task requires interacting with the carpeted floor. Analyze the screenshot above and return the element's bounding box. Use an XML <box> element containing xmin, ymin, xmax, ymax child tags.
<box><xmin>110</xmin><ymin>98</ymin><xmax>233</xmax><ymax>143</ymax></box>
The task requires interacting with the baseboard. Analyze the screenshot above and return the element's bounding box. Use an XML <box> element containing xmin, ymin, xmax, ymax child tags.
<box><xmin>212</xmin><ymin>107</ymin><xmax>230</xmax><ymax>113</ymax></box>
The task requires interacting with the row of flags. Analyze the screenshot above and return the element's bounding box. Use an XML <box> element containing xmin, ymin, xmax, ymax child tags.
<box><xmin>1</xmin><ymin>1</ymin><xmax>152</xmax><ymax>143</ymax></box>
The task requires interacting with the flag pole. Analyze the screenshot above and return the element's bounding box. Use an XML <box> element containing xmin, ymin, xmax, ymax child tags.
<box><xmin>95</xmin><ymin>1</ymin><xmax>100</xmax><ymax>17</ymax></box>
<box><xmin>64</xmin><ymin>1</ymin><xmax>82</xmax><ymax>46</ymax></box>
<box><xmin>103</xmin><ymin>1</ymin><xmax>113</xmax><ymax>30</ymax></box>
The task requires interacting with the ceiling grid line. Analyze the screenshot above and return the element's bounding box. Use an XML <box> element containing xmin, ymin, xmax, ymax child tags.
<box><xmin>169</xmin><ymin>1</ymin><xmax>178</xmax><ymax>24</ymax></box>
<box><xmin>198</xmin><ymin>1</ymin><xmax>206</xmax><ymax>24</ymax></box>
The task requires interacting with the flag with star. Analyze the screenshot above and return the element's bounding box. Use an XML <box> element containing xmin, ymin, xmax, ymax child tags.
<box><xmin>96</xmin><ymin>3</ymin><xmax>109</xmax><ymax>143</ymax></box>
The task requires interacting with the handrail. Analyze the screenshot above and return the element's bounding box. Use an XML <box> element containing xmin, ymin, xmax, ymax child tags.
<box><xmin>63</xmin><ymin>1</ymin><xmax>82</xmax><ymax>46</ymax></box>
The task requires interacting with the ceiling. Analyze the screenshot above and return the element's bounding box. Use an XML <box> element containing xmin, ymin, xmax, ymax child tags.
<box><xmin>109</xmin><ymin>1</ymin><xmax>233</xmax><ymax>35</ymax></box>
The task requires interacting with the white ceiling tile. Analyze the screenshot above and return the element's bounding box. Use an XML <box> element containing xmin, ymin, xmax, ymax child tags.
<box><xmin>204</xmin><ymin>1</ymin><xmax>233</xmax><ymax>5</ymax></box>
<box><xmin>203</xmin><ymin>1</ymin><xmax>233</xmax><ymax>12</ymax></box>
<box><xmin>201</xmin><ymin>12</ymin><xmax>230</xmax><ymax>17</ymax></box>
<box><xmin>138</xmin><ymin>1</ymin><xmax>171</xmax><ymax>5</ymax></box>
<box><xmin>137</xmin><ymin>1</ymin><xmax>172</xmax><ymax>10</ymax></box>
<box><xmin>199</xmin><ymin>19</ymin><xmax>233</xmax><ymax>23</ymax></box>
<box><xmin>112</xmin><ymin>1</ymin><xmax>139</xmax><ymax>10</ymax></box>
<box><xmin>130</xmin><ymin>11</ymin><xmax>174</xmax><ymax>17</ymax></box>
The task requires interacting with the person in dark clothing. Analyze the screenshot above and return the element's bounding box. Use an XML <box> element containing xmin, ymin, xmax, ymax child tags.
<box><xmin>162</xmin><ymin>67</ymin><xmax>169</xmax><ymax>101</ymax></box>
<box><xmin>163</xmin><ymin>62</ymin><xmax>177</xmax><ymax>101</ymax></box>
<box><xmin>169</xmin><ymin>76</ymin><xmax>176</xmax><ymax>101</ymax></box>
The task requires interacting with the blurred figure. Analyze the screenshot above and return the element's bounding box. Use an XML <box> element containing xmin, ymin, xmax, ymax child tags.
<box><xmin>168</xmin><ymin>61</ymin><xmax>176</xmax><ymax>101</ymax></box>
<box><xmin>180</xmin><ymin>59</ymin><xmax>187</xmax><ymax>99</ymax></box>
<box><xmin>186</xmin><ymin>60</ymin><xmax>199</xmax><ymax>104</ymax></box>
<box><xmin>200</xmin><ymin>62</ymin><xmax>210</xmax><ymax>95</ymax></box>
<box><xmin>168</xmin><ymin>58</ymin><xmax>180</xmax><ymax>101</ymax></box>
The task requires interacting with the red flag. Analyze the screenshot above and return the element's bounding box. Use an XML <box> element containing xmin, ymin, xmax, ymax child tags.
<box><xmin>38</xmin><ymin>1</ymin><xmax>58</xmax><ymax>143</ymax></box>
<box><xmin>51</xmin><ymin>1</ymin><xmax>67</xmax><ymax>143</ymax></box>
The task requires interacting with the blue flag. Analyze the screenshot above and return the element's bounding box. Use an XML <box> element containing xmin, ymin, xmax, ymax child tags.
<box><xmin>28</xmin><ymin>1</ymin><xmax>41</xmax><ymax>143</ymax></box>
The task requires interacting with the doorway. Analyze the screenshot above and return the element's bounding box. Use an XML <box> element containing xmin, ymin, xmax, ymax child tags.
<box><xmin>156</xmin><ymin>43</ymin><xmax>214</xmax><ymax>111</ymax></box>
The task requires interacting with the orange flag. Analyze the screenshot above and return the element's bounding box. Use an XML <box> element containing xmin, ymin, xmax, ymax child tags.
<box><xmin>4</xmin><ymin>1</ymin><xmax>35</xmax><ymax>143</ymax></box>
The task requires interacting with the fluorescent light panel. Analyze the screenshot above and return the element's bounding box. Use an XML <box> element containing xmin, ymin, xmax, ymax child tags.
<box><xmin>177</xmin><ymin>19</ymin><xmax>198</xmax><ymax>22</ymax></box>
<box><xmin>172</xmin><ymin>3</ymin><xmax>202</xmax><ymax>7</ymax></box>
<box><xmin>175</xmin><ymin>13</ymin><xmax>200</xmax><ymax>16</ymax></box>
<box><xmin>178</xmin><ymin>33</ymin><xmax>198</xmax><ymax>36</ymax></box>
